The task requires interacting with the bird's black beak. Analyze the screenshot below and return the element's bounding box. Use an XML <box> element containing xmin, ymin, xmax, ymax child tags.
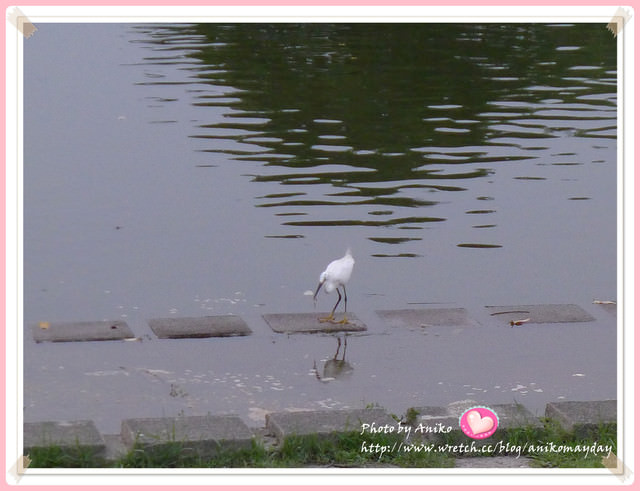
<box><xmin>313</xmin><ymin>281</ymin><xmax>323</xmax><ymax>306</ymax></box>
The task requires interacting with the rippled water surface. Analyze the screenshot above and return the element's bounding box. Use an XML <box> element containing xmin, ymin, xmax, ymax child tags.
<box><xmin>23</xmin><ymin>23</ymin><xmax>617</xmax><ymax>432</ymax></box>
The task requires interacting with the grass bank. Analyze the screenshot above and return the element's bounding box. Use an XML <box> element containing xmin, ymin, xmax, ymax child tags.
<box><xmin>27</xmin><ymin>420</ymin><xmax>616</xmax><ymax>469</ymax></box>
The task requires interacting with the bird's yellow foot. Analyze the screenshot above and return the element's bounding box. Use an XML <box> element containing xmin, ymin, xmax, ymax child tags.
<box><xmin>318</xmin><ymin>314</ymin><xmax>335</xmax><ymax>323</ymax></box>
<box><xmin>332</xmin><ymin>316</ymin><xmax>351</xmax><ymax>325</ymax></box>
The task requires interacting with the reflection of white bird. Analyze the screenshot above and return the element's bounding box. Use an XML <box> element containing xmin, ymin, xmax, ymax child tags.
<box><xmin>313</xmin><ymin>249</ymin><xmax>354</xmax><ymax>324</ymax></box>
<box><xmin>312</xmin><ymin>335</ymin><xmax>354</xmax><ymax>383</ymax></box>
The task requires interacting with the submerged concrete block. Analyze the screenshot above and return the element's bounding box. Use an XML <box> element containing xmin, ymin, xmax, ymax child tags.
<box><xmin>486</xmin><ymin>304</ymin><xmax>595</xmax><ymax>324</ymax></box>
<box><xmin>121</xmin><ymin>415</ymin><xmax>253</xmax><ymax>457</ymax></box>
<box><xmin>148</xmin><ymin>315</ymin><xmax>251</xmax><ymax>339</ymax></box>
<box><xmin>32</xmin><ymin>320</ymin><xmax>134</xmax><ymax>343</ymax></box>
<box><xmin>262</xmin><ymin>312</ymin><xmax>367</xmax><ymax>334</ymax></box>
<box><xmin>376</xmin><ymin>308</ymin><xmax>477</xmax><ymax>328</ymax></box>
<box><xmin>266</xmin><ymin>408</ymin><xmax>395</xmax><ymax>442</ymax></box>
<box><xmin>24</xmin><ymin>420</ymin><xmax>106</xmax><ymax>456</ymax></box>
<box><xmin>545</xmin><ymin>400</ymin><xmax>617</xmax><ymax>435</ymax></box>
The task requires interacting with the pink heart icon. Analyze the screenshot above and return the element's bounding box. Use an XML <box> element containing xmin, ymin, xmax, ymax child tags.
<box><xmin>466</xmin><ymin>410</ymin><xmax>495</xmax><ymax>435</ymax></box>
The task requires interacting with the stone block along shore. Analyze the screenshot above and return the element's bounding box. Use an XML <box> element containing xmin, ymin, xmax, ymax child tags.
<box><xmin>23</xmin><ymin>400</ymin><xmax>616</xmax><ymax>468</ymax></box>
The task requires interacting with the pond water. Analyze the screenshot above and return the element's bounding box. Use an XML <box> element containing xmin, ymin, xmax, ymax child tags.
<box><xmin>23</xmin><ymin>23</ymin><xmax>617</xmax><ymax>433</ymax></box>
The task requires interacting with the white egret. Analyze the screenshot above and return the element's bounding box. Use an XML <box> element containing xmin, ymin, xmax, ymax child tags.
<box><xmin>313</xmin><ymin>249</ymin><xmax>354</xmax><ymax>324</ymax></box>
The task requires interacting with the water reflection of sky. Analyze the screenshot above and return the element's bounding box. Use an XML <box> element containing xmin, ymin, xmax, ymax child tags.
<box><xmin>24</xmin><ymin>22</ymin><xmax>616</xmax><ymax>318</ymax></box>
<box><xmin>128</xmin><ymin>23</ymin><xmax>616</xmax><ymax>257</ymax></box>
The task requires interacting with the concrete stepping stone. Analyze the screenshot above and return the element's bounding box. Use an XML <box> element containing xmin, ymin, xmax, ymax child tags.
<box><xmin>121</xmin><ymin>415</ymin><xmax>254</xmax><ymax>458</ymax></box>
<box><xmin>486</xmin><ymin>304</ymin><xmax>595</xmax><ymax>325</ymax></box>
<box><xmin>262</xmin><ymin>312</ymin><xmax>367</xmax><ymax>334</ymax></box>
<box><xmin>24</xmin><ymin>420</ymin><xmax>106</xmax><ymax>457</ymax></box>
<box><xmin>545</xmin><ymin>400</ymin><xmax>616</xmax><ymax>436</ymax></box>
<box><xmin>32</xmin><ymin>320</ymin><xmax>134</xmax><ymax>343</ymax></box>
<box><xmin>376</xmin><ymin>308</ymin><xmax>477</xmax><ymax>328</ymax></box>
<box><xmin>148</xmin><ymin>315</ymin><xmax>251</xmax><ymax>339</ymax></box>
<box><xmin>266</xmin><ymin>408</ymin><xmax>396</xmax><ymax>442</ymax></box>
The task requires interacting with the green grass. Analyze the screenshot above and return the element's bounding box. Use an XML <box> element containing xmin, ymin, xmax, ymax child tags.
<box><xmin>276</xmin><ymin>431</ymin><xmax>453</xmax><ymax>468</ymax></box>
<box><xmin>117</xmin><ymin>439</ymin><xmax>272</xmax><ymax>468</ymax></box>
<box><xmin>27</xmin><ymin>421</ymin><xmax>616</xmax><ymax>469</ymax></box>
<box><xmin>527</xmin><ymin>420</ymin><xmax>617</xmax><ymax>468</ymax></box>
<box><xmin>27</xmin><ymin>445</ymin><xmax>106</xmax><ymax>468</ymax></box>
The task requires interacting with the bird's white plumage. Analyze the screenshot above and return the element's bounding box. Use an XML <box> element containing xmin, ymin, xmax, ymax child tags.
<box><xmin>313</xmin><ymin>249</ymin><xmax>354</xmax><ymax>323</ymax></box>
<box><xmin>319</xmin><ymin>249</ymin><xmax>354</xmax><ymax>293</ymax></box>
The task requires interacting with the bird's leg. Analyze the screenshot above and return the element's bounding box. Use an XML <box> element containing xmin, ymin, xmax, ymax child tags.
<box><xmin>318</xmin><ymin>289</ymin><xmax>341</xmax><ymax>323</ymax></box>
<box><xmin>312</xmin><ymin>360</ymin><xmax>321</xmax><ymax>381</ymax></box>
<box><xmin>334</xmin><ymin>285</ymin><xmax>351</xmax><ymax>324</ymax></box>
<box><xmin>340</xmin><ymin>334</ymin><xmax>348</xmax><ymax>360</ymax></box>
